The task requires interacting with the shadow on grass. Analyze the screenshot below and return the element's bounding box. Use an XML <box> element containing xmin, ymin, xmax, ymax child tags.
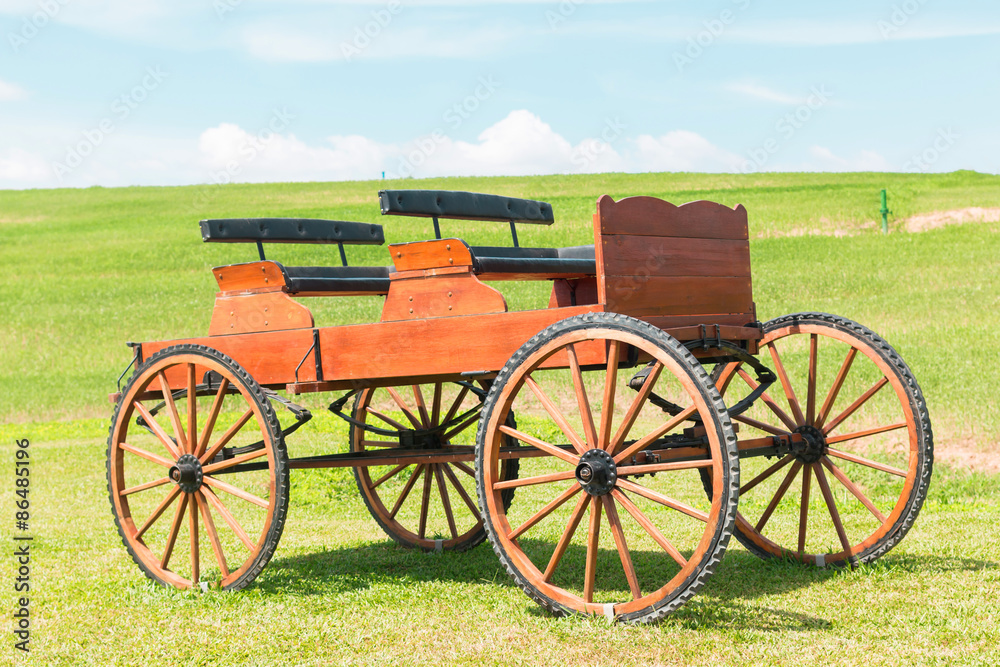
<box><xmin>258</xmin><ymin>538</ymin><xmax>996</xmax><ymax>629</ymax></box>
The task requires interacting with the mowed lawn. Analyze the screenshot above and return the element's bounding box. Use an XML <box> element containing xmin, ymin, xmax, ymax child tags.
<box><xmin>1</xmin><ymin>171</ymin><xmax>998</xmax><ymax>666</ymax></box>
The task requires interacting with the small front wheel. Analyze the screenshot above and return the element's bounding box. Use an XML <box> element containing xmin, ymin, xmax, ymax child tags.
<box><xmin>108</xmin><ymin>345</ymin><xmax>289</xmax><ymax>591</ymax></box>
<box><xmin>477</xmin><ymin>313</ymin><xmax>739</xmax><ymax>623</ymax></box>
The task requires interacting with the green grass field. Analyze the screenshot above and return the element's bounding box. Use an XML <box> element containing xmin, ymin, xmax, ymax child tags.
<box><xmin>1</xmin><ymin>171</ymin><xmax>998</xmax><ymax>665</ymax></box>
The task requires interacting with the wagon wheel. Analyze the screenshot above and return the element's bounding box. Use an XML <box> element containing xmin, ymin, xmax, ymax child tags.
<box><xmin>477</xmin><ymin>313</ymin><xmax>739</xmax><ymax>623</ymax></box>
<box><xmin>350</xmin><ymin>381</ymin><xmax>518</xmax><ymax>551</ymax></box>
<box><xmin>704</xmin><ymin>312</ymin><xmax>933</xmax><ymax>567</ymax></box>
<box><xmin>108</xmin><ymin>344</ymin><xmax>289</xmax><ymax>590</ymax></box>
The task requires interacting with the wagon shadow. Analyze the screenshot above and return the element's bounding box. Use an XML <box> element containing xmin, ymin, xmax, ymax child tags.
<box><xmin>259</xmin><ymin>540</ymin><xmax>995</xmax><ymax>628</ymax></box>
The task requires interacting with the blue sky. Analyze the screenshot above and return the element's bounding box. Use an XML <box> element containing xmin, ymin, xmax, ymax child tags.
<box><xmin>1</xmin><ymin>0</ymin><xmax>998</xmax><ymax>188</ymax></box>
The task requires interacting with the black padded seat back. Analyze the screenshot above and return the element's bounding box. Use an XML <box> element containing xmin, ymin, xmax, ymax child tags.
<box><xmin>201</xmin><ymin>218</ymin><xmax>384</xmax><ymax>245</ymax></box>
<box><xmin>379</xmin><ymin>190</ymin><xmax>554</xmax><ymax>224</ymax></box>
<box><xmin>468</xmin><ymin>245</ymin><xmax>596</xmax><ymax>277</ymax></box>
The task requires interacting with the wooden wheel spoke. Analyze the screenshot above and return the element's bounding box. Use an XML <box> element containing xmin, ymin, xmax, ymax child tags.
<box><xmin>584</xmin><ymin>496</ymin><xmax>602</xmax><ymax>603</ymax></box>
<box><xmin>186</xmin><ymin>364</ymin><xmax>198</xmax><ymax>456</ymax></box>
<box><xmin>813</xmin><ymin>463</ymin><xmax>853</xmax><ymax>559</ymax></box>
<box><xmin>120</xmin><ymin>476</ymin><xmax>171</xmax><ymax>497</ymax></box>
<box><xmin>613</xmin><ymin>405</ymin><xmax>697</xmax><ymax>464</ymax></box>
<box><xmin>826</xmin><ymin>448</ymin><xmax>907</xmax><ymax>477</ymax></box>
<box><xmin>612</xmin><ymin>489</ymin><xmax>687</xmax><ymax>568</ymax></box>
<box><xmin>544</xmin><ymin>494</ymin><xmax>590</xmax><ymax>582</ymax></box>
<box><xmin>386</xmin><ymin>387</ymin><xmax>423</xmax><ymax>428</ymax></box>
<box><xmin>197</xmin><ymin>378</ymin><xmax>230</xmax><ymax>459</ymax></box>
<box><xmin>740</xmin><ymin>455</ymin><xmax>795</xmax><ymax>495</ymax></box>
<box><xmin>189</xmin><ymin>492</ymin><xmax>200</xmax><ymax>584</ymax></box>
<box><xmin>609</xmin><ymin>361</ymin><xmax>664</xmax><ymax>454</ymax></box>
<box><xmin>133</xmin><ymin>400</ymin><xmax>182</xmax><ymax>460</ymax></box>
<box><xmin>202</xmin><ymin>476</ymin><xmax>269</xmax><ymax>509</ymax></box>
<box><xmin>524</xmin><ymin>375</ymin><xmax>587</xmax><ymax>454</ymax></box>
<box><xmin>493</xmin><ymin>470</ymin><xmax>575</xmax><ymax>491</ymax></box>
<box><xmin>134</xmin><ymin>486</ymin><xmax>182</xmax><ymax>539</ymax></box>
<box><xmin>412</xmin><ymin>385</ymin><xmax>431</xmax><ymax>428</ymax></box>
<box><xmin>431</xmin><ymin>383</ymin><xmax>443</xmax><ymax>426</ymax></box>
<box><xmin>821</xmin><ymin>456</ymin><xmax>887</xmax><ymax>522</ymax></box>
<box><xmin>767</xmin><ymin>341</ymin><xmax>806</xmax><ymax>426</ymax></box>
<box><xmin>498</xmin><ymin>425</ymin><xmax>577</xmax><ymax>465</ymax></box>
<box><xmin>434</xmin><ymin>465</ymin><xmax>458</xmax><ymax>540</ymax></box>
<box><xmin>826</xmin><ymin>422</ymin><xmax>907</xmax><ymax>446</ymax></box>
<box><xmin>599</xmin><ymin>340</ymin><xmax>620</xmax><ymax>450</ymax></box>
<box><xmin>441</xmin><ymin>385</ymin><xmax>471</xmax><ymax>427</ymax></box>
<box><xmin>806</xmin><ymin>334</ymin><xmax>818</xmax><ymax>425</ymax></box>
<box><xmin>200</xmin><ymin>408</ymin><xmax>254</xmax><ymax>465</ymax></box>
<box><xmin>442</xmin><ymin>413</ymin><xmax>480</xmax><ymax>442</ymax></box>
<box><xmin>798</xmin><ymin>464</ymin><xmax>812</xmax><ymax>553</ymax></box>
<box><xmin>201</xmin><ymin>448</ymin><xmax>267</xmax><ymax>474</ymax></box>
<box><xmin>389</xmin><ymin>464</ymin><xmax>425</xmax><ymax>519</ymax></box>
<box><xmin>617</xmin><ymin>459</ymin><xmax>713</xmax><ymax>476</ymax></box>
<box><xmin>733</xmin><ymin>414</ymin><xmax>789</xmax><ymax>437</ymax></box>
<box><xmin>417</xmin><ymin>465</ymin><xmax>434</xmax><ymax>539</ymax></box>
<box><xmin>157</xmin><ymin>372</ymin><xmax>188</xmax><ymax>454</ymax></box>
<box><xmin>508</xmin><ymin>483</ymin><xmax>580</xmax><ymax>540</ymax></box>
<box><xmin>615</xmin><ymin>479</ymin><xmax>709</xmax><ymax>522</ymax></box>
<box><xmin>817</xmin><ymin>347</ymin><xmax>858</xmax><ymax>429</ymax></box>
<box><xmin>364</xmin><ymin>407</ymin><xmax>410</xmax><ymax>432</ymax></box>
<box><xmin>453</xmin><ymin>461</ymin><xmax>476</xmax><ymax>478</ymax></box>
<box><xmin>120</xmin><ymin>442</ymin><xmax>174</xmax><ymax>468</ymax></box>
<box><xmin>603</xmin><ymin>494</ymin><xmax>642</xmax><ymax>599</ymax></box>
<box><xmin>195</xmin><ymin>491</ymin><xmax>229</xmax><ymax>577</ymax></box>
<box><xmin>567</xmin><ymin>343</ymin><xmax>598</xmax><ymax>449</ymax></box>
<box><xmin>160</xmin><ymin>493</ymin><xmax>188</xmax><ymax>569</ymax></box>
<box><xmin>755</xmin><ymin>461</ymin><xmax>802</xmax><ymax>533</ymax></box>
<box><xmin>739</xmin><ymin>369</ymin><xmax>798</xmax><ymax>431</ymax></box>
<box><xmin>441</xmin><ymin>464</ymin><xmax>481</xmax><ymax>522</ymax></box>
<box><xmin>371</xmin><ymin>464</ymin><xmax>409</xmax><ymax>489</ymax></box>
<box><xmin>201</xmin><ymin>485</ymin><xmax>256</xmax><ymax>552</ymax></box>
<box><xmin>823</xmin><ymin>377</ymin><xmax>890</xmax><ymax>435</ymax></box>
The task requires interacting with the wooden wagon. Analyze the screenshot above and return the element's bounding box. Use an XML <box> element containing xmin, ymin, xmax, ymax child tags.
<box><xmin>107</xmin><ymin>190</ymin><xmax>933</xmax><ymax>623</ymax></box>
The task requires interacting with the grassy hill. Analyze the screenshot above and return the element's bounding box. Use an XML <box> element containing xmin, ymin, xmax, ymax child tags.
<box><xmin>1</xmin><ymin>172</ymin><xmax>998</xmax><ymax>666</ymax></box>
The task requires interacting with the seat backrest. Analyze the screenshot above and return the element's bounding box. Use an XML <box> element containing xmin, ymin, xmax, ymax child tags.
<box><xmin>378</xmin><ymin>190</ymin><xmax>554</xmax><ymax>224</ymax></box>
<box><xmin>593</xmin><ymin>195</ymin><xmax>755</xmax><ymax>328</ymax></box>
<box><xmin>201</xmin><ymin>218</ymin><xmax>384</xmax><ymax>245</ymax></box>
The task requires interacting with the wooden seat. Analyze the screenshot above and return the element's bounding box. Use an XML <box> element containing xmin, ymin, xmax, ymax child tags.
<box><xmin>468</xmin><ymin>245</ymin><xmax>595</xmax><ymax>281</ymax></box>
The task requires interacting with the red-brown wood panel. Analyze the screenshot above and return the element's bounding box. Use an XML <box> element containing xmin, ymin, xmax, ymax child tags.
<box><xmin>604</xmin><ymin>275</ymin><xmax>753</xmax><ymax>317</ymax></box>
<box><xmin>389</xmin><ymin>238</ymin><xmax>473</xmax><ymax>272</ymax></box>
<box><xmin>213</xmin><ymin>261</ymin><xmax>287</xmax><ymax>293</ymax></box>
<box><xmin>380</xmin><ymin>270</ymin><xmax>507</xmax><ymax>322</ymax></box>
<box><xmin>600</xmin><ymin>235</ymin><xmax>751</xmax><ymax>278</ymax></box>
<box><xmin>597</xmin><ymin>196</ymin><xmax>749</xmax><ymax>240</ymax></box>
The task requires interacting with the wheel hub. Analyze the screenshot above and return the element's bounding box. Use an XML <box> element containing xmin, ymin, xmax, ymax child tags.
<box><xmin>792</xmin><ymin>425</ymin><xmax>827</xmax><ymax>464</ymax></box>
<box><xmin>169</xmin><ymin>454</ymin><xmax>204</xmax><ymax>493</ymax></box>
<box><xmin>575</xmin><ymin>449</ymin><xmax>617</xmax><ymax>496</ymax></box>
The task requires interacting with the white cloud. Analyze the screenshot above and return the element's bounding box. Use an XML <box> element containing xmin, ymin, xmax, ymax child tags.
<box><xmin>806</xmin><ymin>145</ymin><xmax>890</xmax><ymax>171</ymax></box>
<box><xmin>726</xmin><ymin>82</ymin><xmax>805</xmax><ymax>105</ymax></box>
<box><xmin>632</xmin><ymin>131</ymin><xmax>744</xmax><ymax>172</ymax></box>
<box><xmin>0</xmin><ymin>148</ymin><xmax>49</xmax><ymax>183</ymax></box>
<box><xmin>0</xmin><ymin>80</ymin><xmax>28</xmax><ymax>101</ymax></box>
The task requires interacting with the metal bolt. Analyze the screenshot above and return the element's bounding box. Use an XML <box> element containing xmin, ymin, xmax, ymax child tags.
<box><xmin>397</xmin><ymin>252</ymin><xmax>402</xmax><ymax>258</ymax></box>
<box><xmin>448</xmin><ymin>292</ymin><xmax>453</xmax><ymax>297</ymax></box>
<box><xmin>409</xmin><ymin>308</ymin><xmax>414</xmax><ymax>314</ymax></box>
<box><xmin>446</xmin><ymin>244</ymin><xmax>451</xmax><ymax>250</ymax></box>
<box><xmin>409</xmin><ymin>296</ymin><xmax>413</xmax><ymax>301</ymax></box>
<box><xmin>448</xmin><ymin>258</ymin><xmax>453</xmax><ymax>264</ymax></box>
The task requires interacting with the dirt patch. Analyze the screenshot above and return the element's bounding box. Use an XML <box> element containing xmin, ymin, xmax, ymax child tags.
<box><xmin>0</xmin><ymin>215</ymin><xmax>46</xmax><ymax>225</ymax></box>
<box><xmin>934</xmin><ymin>437</ymin><xmax>1000</xmax><ymax>475</ymax></box>
<box><xmin>902</xmin><ymin>207</ymin><xmax>1000</xmax><ymax>233</ymax></box>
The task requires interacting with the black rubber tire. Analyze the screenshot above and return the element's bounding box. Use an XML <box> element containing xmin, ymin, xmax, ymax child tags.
<box><xmin>349</xmin><ymin>382</ymin><xmax>518</xmax><ymax>552</ymax></box>
<box><xmin>108</xmin><ymin>344</ymin><xmax>289</xmax><ymax>591</ymax></box>
<box><xmin>476</xmin><ymin>312</ymin><xmax>740</xmax><ymax>624</ymax></box>
<box><xmin>704</xmin><ymin>312</ymin><xmax>933</xmax><ymax>567</ymax></box>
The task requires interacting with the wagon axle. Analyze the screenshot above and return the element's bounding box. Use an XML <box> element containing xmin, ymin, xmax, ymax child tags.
<box><xmin>168</xmin><ymin>454</ymin><xmax>204</xmax><ymax>494</ymax></box>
